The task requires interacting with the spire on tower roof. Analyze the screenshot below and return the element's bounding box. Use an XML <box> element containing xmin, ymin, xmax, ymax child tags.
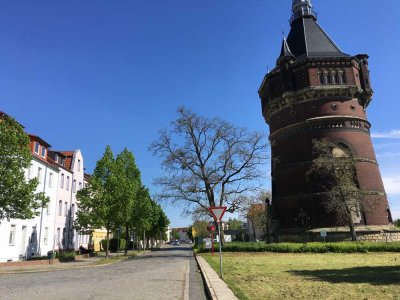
<box><xmin>291</xmin><ymin>0</ymin><xmax>316</xmax><ymax>24</ymax></box>
<box><xmin>279</xmin><ymin>36</ymin><xmax>294</xmax><ymax>59</ymax></box>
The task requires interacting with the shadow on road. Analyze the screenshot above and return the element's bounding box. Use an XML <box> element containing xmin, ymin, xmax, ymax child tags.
<box><xmin>289</xmin><ymin>266</ymin><xmax>400</xmax><ymax>285</ymax></box>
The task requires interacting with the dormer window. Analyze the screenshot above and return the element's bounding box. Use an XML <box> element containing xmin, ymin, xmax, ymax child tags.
<box><xmin>41</xmin><ymin>147</ymin><xmax>46</xmax><ymax>158</ymax></box>
<box><xmin>34</xmin><ymin>142</ymin><xmax>40</xmax><ymax>154</ymax></box>
<box><xmin>56</xmin><ymin>154</ymin><xmax>64</xmax><ymax>166</ymax></box>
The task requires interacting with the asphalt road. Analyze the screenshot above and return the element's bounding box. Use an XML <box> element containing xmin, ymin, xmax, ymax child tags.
<box><xmin>0</xmin><ymin>245</ymin><xmax>208</xmax><ymax>300</ymax></box>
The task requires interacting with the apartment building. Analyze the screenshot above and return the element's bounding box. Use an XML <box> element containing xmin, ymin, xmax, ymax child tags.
<box><xmin>0</xmin><ymin>112</ymin><xmax>90</xmax><ymax>262</ymax></box>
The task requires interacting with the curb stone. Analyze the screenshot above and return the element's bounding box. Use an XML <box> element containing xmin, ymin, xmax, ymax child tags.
<box><xmin>0</xmin><ymin>251</ymin><xmax>146</xmax><ymax>275</ymax></box>
<box><xmin>194</xmin><ymin>252</ymin><xmax>238</xmax><ymax>300</ymax></box>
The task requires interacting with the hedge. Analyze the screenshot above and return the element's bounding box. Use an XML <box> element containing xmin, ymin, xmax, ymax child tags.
<box><xmin>196</xmin><ymin>242</ymin><xmax>400</xmax><ymax>254</ymax></box>
<box><xmin>100</xmin><ymin>238</ymin><xmax>126</xmax><ymax>252</ymax></box>
<box><xmin>57</xmin><ymin>251</ymin><xmax>76</xmax><ymax>262</ymax></box>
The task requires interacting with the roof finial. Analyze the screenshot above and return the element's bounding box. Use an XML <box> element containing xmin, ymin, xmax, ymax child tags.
<box><xmin>291</xmin><ymin>0</ymin><xmax>316</xmax><ymax>24</ymax></box>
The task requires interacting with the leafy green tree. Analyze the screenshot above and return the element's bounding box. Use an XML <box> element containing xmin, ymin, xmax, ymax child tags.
<box><xmin>191</xmin><ymin>220</ymin><xmax>209</xmax><ymax>239</ymax></box>
<box><xmin>394</xmin><ymin>219</ymin><xmax>400</xmax><ymax>228</ymax></box>
<box><xmin>227</xmin><ymin>218</ymin><xmax>243</xmax><ymax>230</ymax></box>
<box><xmin>131</xmin><ymin>185</ymin><xmax>153</xmax><ymax>250</ymax></box>
<box><xmin>147</xmin><ymin>200</ymin><xmax>170</xmax><ymax>242</ymax></box>
<box><xmin>114</xmin><ymin>148</ymin><xmax>141</xmax><ymax>255</ymax></box>
<box><xmin>75</xmin><ymin>146</ymin><xmax>124</xmax><ymax>258</ymax></box>
<box><xmin>170</xmin><ymin>228</ymin><xmax>180</xmax><ymax>240</ymax></box>
<box><xmin>0</xmin><ymin>114</ymin><xmax>48</xmax><ymax>220</ymax></box>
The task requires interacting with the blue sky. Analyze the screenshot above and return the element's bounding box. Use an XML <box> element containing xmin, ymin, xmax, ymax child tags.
<box><xmin>1</xmin><ymin>0</ymin><xmax>399</xmax><ymax>227</ymax></box>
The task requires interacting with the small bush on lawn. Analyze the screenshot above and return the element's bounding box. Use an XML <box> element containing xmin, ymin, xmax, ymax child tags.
<box><xmin>196</xmin><ymin>242</ymin><xmax>400</xmax><ymax>254</ymax></box>
<box><xmin>58</xmin><ymin>251</ymin><xmax>76</xmax><ymax>262</ymax></box>
<box><xmin>100</xmin><ymin>238</ymin><xmax>126</xmax><ymax>252</ymax></box>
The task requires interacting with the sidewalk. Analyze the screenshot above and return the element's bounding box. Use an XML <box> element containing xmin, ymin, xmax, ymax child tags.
<box><xmin>195</xmin><ymin>255</ymin><xmax>238</xmax><ymax>300</ymax></box>
<box><xmin>0</xmin><ymin>252</ymin><xmax>140</xmax><ymax>274</ymax></box>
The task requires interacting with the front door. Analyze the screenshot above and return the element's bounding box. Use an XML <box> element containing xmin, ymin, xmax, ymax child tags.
<box><xmin>19</xmin><ymin>226</ymin><xmax>27</xmax><ymax>257</ymax></box>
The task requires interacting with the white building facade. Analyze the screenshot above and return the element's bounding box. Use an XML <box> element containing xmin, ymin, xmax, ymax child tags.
<box><xmin>48</xmin><ymin>149</ymin><xmax>90</xmax><ymax>252</ymax></box>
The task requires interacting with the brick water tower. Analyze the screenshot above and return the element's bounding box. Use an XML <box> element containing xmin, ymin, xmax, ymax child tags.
<box><xmin>258</xmin><ymin>0</ymin><xmax>392</xmax><ymax>230</ymax></box>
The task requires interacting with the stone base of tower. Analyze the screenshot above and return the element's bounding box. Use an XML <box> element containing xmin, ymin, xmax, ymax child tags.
<box><xmin>272</xmin><ymin>226</ymin><xmax>400</xmax><ymax>243</ymax></box>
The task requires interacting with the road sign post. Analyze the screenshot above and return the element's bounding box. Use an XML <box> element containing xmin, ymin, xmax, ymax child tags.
<box><xmin>209</xmin><ymin>206</ymin><xmax>227</xmax><ymax>279</ymax></box>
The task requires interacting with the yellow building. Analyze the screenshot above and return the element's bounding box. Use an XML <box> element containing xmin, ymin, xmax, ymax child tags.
<box><xmin>92</xmin><ymin>229</ymin><xmax>109</xmax><ymax>252</ymax></box>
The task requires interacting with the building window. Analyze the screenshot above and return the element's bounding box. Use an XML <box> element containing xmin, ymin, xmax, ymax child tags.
<box><xmin>46</xmin><ymin>203</ymin><xmax>50</xmax><ymax>215</ymax></box>
<box><xmin>27</xmin><ymin>165</ymin><xmax>32</xmax><ymax>179</ymax></box>
<box><xmin>41</xmin><ymin>147</ymin><xmax>46</xmax><ymax>158</ymax></box>
<box><xmin>37</xmin><ymin>167</ymin><xmax>42</xmax><ymax>183</ymax></box>
<box><xmin>49</xmin><ymin>173</ymin><xmax>53</xmax><ymax>187</ymax></box>
<box><xmin>60</xmin><ymin>173</ymin><xmax>64</xmax><ymax>188</ymax></box>
<box><xmin>318</xmin><ymin>70</ymin><xmax>324</xmax><ymax>84</ymax></box>
<box><xmin>57</xmin><ymin>228</ymin><xmax>61</xmax><ymax>245</ymax></box>
<box><xmin>66</xmin><ymin>176</ymin><xmax>70</xmax><ymax>191</ymax></box>
<box><xmin>58</xmin><ymin>200</ymin><xmax>62</xmax><ymax>216</ymax></box>
<box><xmin>325</xmin><ymin>71</ymin><xmax>332</xmax><ymax>84</ymax></box>
<box><xmin>9</xmin><ymin>225</ymin><xmax>16</xmax><ymax>245</ymax></box>
<box><xmin>71</xmin><ymin>204</ymin><xmax>75</xmax><ymax>217</ymax></box>
<box><xmin>79</xmin><ymin>182</ymin><xmax>82</xmax><ymax>190</ymax></box>
<box><xmin>44</xmin><ymin>227</ymin><xmax>49</xmax><ymax>245</ymax></box>
<box><xmin>34</xmin><ymin>142</ymin><xmax>40</xmax><ymax>154</ymax></box>
<box><xmin>332</xmin><ymin>70</ymin><xmax>338</xmax><ymax>84</ymax></box>
<box><xmin>64</xmin><ymin>202</ymin><xmax>68</xmax><ymax>217</ymax></box>
<box><xmin>31</xmin><ymin>227</ymin><xmax>37</xmax><ymax>245</ymax></box>
<box><xmin>78</xmin><ymin>159</ymin><xmax>81</xmax><ymax>171</ymax></box>
<box><xmin>339</xmin><ymin>70</ymin><xmax>346</xmax><ymax>84</ymax></box>
<box><xmin>73</xmin><ymin>180</ymin><xmax>77</xmax><ymax>193</ymax></box>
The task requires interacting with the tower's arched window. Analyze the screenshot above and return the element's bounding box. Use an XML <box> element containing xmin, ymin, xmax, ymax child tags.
<box><xmin>318</xmin><ymin>70</ymin><xmax>324</xmax><ymax>84</ymax></box>
<box><xmin>332</xmin><ymin>70</ymin><xmax>338</xmax><ymax>84</ymax></box>
<box><xmin>339</xmin><ymin>70</ymin><xmax>346</xmax><ymax>84</ymax></box>
<box><xmin>325</xmin><ymin>70</ymin><xmax>332</xmax><ymax>84</ymax></box>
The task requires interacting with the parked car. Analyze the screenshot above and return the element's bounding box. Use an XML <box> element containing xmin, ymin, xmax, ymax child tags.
<box><xmin>172</xmin><ymin>240</ymin><xmax>180</xmax><ymax>246</ymax></box>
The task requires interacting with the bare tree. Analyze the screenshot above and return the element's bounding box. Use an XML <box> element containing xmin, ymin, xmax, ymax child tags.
<box><xmin>308</xmin><ymin>139</ymin><xmax>363</xmax><ymax>241</ymax></box>
<box><xmin>150</xmin><ymin>107</ymin><xmax>269</xmax><ymax>216</ymax></box>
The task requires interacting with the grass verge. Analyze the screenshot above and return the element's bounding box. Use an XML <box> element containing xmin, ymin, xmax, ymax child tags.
<box><xmin>202</xmin><ymin>252</ymin><xmax>400</xmax><ymax>300</ymax></box>
<box><xmin>93</xmin><ymin>251</ymin><xmax>141</xmax><ymax>266</ymax></box>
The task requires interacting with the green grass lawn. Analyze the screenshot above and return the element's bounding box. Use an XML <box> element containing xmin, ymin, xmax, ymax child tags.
<box><xmin>202</xmin><ymin>252</ymin><xmax>400</xmax><ymax>300</ymax></box>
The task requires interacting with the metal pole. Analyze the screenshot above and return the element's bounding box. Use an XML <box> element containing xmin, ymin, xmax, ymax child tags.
<box><xmin>218</xmin><ymin>222</ymin><xmax>223</xmax><ymax>279</ymax></box>
<box><xmin>211</xmin><ymin>232</ymin><xmax>214</xmax><ymax>256</ymax></box>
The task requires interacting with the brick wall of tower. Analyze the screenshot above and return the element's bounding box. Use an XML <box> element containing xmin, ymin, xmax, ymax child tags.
<box><xmin>263</xmin><ymin>59</ymin><xmax>391</xmax><ymax>229</ymax></box>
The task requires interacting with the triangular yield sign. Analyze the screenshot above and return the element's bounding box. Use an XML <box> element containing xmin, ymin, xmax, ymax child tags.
<box><xmin>209</xmin><ymin>207</ymin><xmax>227</xmax><ymax>222</ymax></box>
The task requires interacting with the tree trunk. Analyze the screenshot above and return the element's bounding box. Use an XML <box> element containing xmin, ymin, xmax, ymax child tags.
<box><xmin>251</xmin><ymin>219</ymin><xmax>256</xmax><ymax>242</ymax></box>
<box><xmin>106</xmin><ymin>228</ymin><xmax>110</xmax><ymax>259</ymax></box>
<box><xmin>124</xmin><ymin>225</ymin><xmax>129</xmax><ymax>256</ymax></box>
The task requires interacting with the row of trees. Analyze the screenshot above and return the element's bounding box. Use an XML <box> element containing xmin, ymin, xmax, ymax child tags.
<box><xmin>75</xmin><ymin>146</ymin><xmax>169</xmax><ymax>258</ymax></box>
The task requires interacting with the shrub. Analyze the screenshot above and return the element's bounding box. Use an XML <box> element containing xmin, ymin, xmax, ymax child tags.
<box><xmin>58</xmin><ymin>251</ymin><xmax>76</xmax><ymax>262</ymax></box>
<box><xmin>101</xmin><ymin>238</ymin><xmax>126</xmax><ymax>252</ymax></box>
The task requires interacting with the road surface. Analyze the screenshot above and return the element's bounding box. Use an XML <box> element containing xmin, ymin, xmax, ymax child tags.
<box><xmin>0</xmin><ymin>245</ymin><xmax>207</xmax><ymax>300</ymax></box>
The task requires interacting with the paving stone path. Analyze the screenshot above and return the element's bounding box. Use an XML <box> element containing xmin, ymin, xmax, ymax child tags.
<box><xmin>0</xmin><ymin>245</ymin><xmax>207</xmax><ymax>300</ymax></box>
